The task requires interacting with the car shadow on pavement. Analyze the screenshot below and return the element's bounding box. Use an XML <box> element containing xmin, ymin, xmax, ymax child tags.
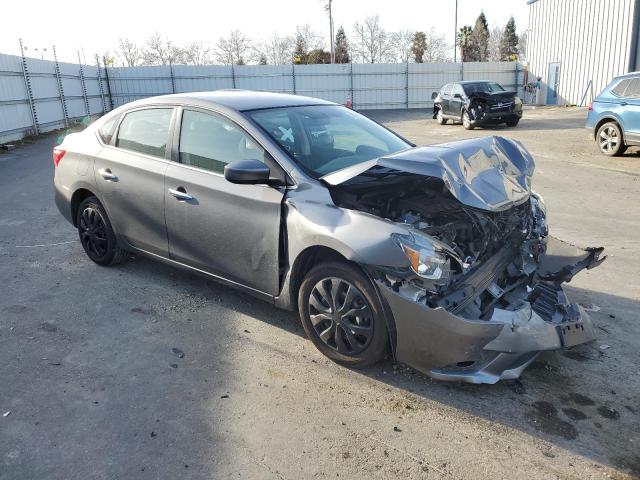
<box><xmin>80</xmin><ymin>254</ymin><xmax>640</xmax><ymax>478</ymax></box>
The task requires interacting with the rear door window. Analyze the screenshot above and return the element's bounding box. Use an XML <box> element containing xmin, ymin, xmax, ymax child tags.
<box><xmin>116</xmin><ymin>108</ymin><xmax>173</xmax><ymax>158</ymax></box>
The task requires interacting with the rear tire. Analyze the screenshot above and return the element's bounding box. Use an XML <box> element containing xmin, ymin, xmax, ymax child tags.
<box><xmin>596</xmin><ymin>121</ymin><xmax>626</xmax><ymax>156</ymax></box>
<box><xmin>76</xmin><ymin>196</ymin><xmax>127</xmax><ymax>266</ymax></box>
<box><xmin>298</xmin><ymin>261</ymin><xmax>388</xmax><ymax>368</ymax></box>
<box><xmin>462</xmin><ymin>110</ymin><xmax>475</xmax><ymax>130</ymax></box>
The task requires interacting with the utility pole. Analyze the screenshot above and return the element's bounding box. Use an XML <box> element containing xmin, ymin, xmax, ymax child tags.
<box><xmin>454</xmin><ymin>0</ymin><xmax>458</xmax><ymax>62</ymax></box>
<box><xmin>326</xmin><ymin>0</ymin><xmax>335</xmax><ymax>64</ymax></box>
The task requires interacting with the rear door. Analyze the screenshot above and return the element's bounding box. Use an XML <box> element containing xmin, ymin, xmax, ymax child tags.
<box><xmin>164</xmin><ymin>107</ymin><xmax>285</xmax><ymax>296</ymax></box>
<box><xmin>94</xmin><ymin>107</ymin><xmax>174</xmax><ymax>256</ymax></box>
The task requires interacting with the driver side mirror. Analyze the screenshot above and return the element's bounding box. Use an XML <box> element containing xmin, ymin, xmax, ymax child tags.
<box><xmin>431</xmin><ymin>92</ymin><xmax>438</xmax><ymax>100</ymax></box>
<box><xmin>453</xmin><ymin>93</ymin><xmax>462</xmax><ymax>99</ymax></box>
<box><xmin>224</xmin><ymin>159</ymin><xmax>271</xmax><ymax>185</ymax></box>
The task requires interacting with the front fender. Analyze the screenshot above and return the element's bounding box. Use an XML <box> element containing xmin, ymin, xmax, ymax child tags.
<box><xmin>284</xmin><ymin>198</ymin><xmax>410</xmax><ymax>268</ymax></box>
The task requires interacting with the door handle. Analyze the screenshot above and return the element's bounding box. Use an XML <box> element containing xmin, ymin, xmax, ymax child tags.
<box><xmin>620</xmin><ymin>101</ymin><xmax>628</xmax><ymax>106</ymax></box>
<box><xmin>168</xmin><ymin>187</ymin><xmax>194</xmax><ymax>201</ymax></box>
<box><xmin>98</xmin><ymin>168</ymin><xmax>118</xmax><ymax>181</ymax></box>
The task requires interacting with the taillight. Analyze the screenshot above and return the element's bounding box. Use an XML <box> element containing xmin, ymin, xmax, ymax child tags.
<box><xmin>587</xmin><ymin>103</ymin><xmax>593</xmax><ymax>111</ymax></box>
<box><xmin>53</xmin><ymin>148</ymin><xmax>66</xmax><ymax>167</ymax></box>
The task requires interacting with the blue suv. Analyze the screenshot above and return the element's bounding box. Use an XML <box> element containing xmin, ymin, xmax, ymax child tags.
<box><xmin>586</xmin><ymin>72</ymin><xmax>640</xmax><ymax>156</ymax></box>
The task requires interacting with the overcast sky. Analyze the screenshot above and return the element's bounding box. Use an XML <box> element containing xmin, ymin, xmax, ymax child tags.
<box><xmin>1</xmin><ymin>0</ymin><xmax>529</xmax><ymax>63</ymax></box>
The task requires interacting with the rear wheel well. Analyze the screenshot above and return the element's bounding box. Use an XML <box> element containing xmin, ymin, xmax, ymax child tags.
<box><xmin>70</xmin><ymin>188</ymin><xmax>96</xmax><ymax>227</ymax></box>
<box><xmin>594</xmin><ymin>118</ymin><xmax>623</xmax><ymax>141</ymax></box>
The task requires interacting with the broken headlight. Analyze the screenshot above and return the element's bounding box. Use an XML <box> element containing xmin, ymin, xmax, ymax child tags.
<box><xmin>391</xmin><ymin>232</ymin><xmax>452</xmax><ymax>286</ymax></box>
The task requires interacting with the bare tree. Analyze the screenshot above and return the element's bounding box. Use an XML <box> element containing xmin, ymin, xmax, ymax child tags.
<box><xmin>117</xmin><ymin>38</ymin><xmax>142</xmax><ymax>67</ymax></box>
<box><xmin>423</xmin><ymin>28</ymin><xmax>449</xmax><ymax>63</ymax></box>
<box><xmin>295</xmin><ymin>24</ymin><xmax>325</xmax><ymax>52</ymax></box>
<box><xmin>352</xmin><ymin>15</ymin><xmax>387</xmax><ymax>64</ymax></box>
<box><xmin>389</xmin><ymin>30</ymin><xmax>413</xmax><ymax>63</ymax></box>
<box><xmin>255</xmin><ymin>33</ymin><xmax>294</xmax><ymax>65</ymax></box>
<box><xmin>517</xmin><ymin>30</ymin><xmax>528</xmax><ymax>61</ymax></box>
<box><xmin>184</xmin><ymin>42</ymin><xmax>212</xmax><ymax>65</ymax></box>
<box><xmin>215</xmin><ymin>30</ymin><xmax>251</xmax><ymax>65</ymax></box>
<box><xmin>488</xmin><ymin>26</ymin><xmax>503</xmax><ymax>62</ymax></box>
<box><xmin>143</xmin><ymin>33</ymin><xmax>185</xmax><ymax>65</ymax></box>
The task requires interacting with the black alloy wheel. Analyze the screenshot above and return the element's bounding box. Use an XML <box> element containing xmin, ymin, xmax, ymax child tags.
<box><xmin>308</xmin><ymin>277</ymin><xmax>373</xmax><ymax>355</ymax></box>
<box><xmin>79</xmin><ymin>206</ymin><xmax>108</xmax><ymax>258</ymax></box>
<box><xmin>298</xmin><ymin>261</ymin><xmax>389</xmax><ymax>367</ymax></box>
<box><xmin>76</xmin><ymin>196</ymin><xmax>127</xmax><ymax>266</ymax></box>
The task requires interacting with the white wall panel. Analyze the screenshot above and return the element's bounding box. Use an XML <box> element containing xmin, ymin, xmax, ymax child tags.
<box><xmin>527</xmin><ymin>0</ymin><xmax>636</xmax><ymax>105</ymax></box>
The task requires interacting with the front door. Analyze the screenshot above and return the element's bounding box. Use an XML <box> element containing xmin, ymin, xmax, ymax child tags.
<box><xmin>94</xmin><ymin>107</ymin><xmax>174</xmax><ymax>256</ymax></box>
<box><xmin>547</xmin><ymin>62</ymin><xmax>561</xmax><ymax>105</ymax></box>
<box><xmin>164</xmin><ymin>108</ymin><xmax>284</xmax><ymax>296</ymax></box>
<box><xmin>450</xmin><ymin>84</ymin><xmax>465</xmax><ymax>117</ymax></box>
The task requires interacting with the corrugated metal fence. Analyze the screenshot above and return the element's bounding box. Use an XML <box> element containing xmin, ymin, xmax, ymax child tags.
<box><xmin>0</xmin><ymin>53</ymin><xmax>107</xmax><ymax>143</ymax></box>
<box><xmin>108</xmin><ymin>62</ymin><xmax>522</xmax><ymax>109</ymax></box>
<box><xmin>0</xmin><ymin>52</ymin><xmax>523</xmax><ymax>144</ymax></box>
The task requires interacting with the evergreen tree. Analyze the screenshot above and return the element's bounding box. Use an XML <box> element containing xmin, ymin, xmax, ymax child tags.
<box><xmin>258</xmin><ymin>54</ymin><xmax>268</xmax><ymax>65</ymax></box>
<box><xmin>411</xmin><ymin>31</ymin><xmax>427</xmax><ymax>63</ymax></box>
<box><xmin>293</xmin><ymin>34</ymin><xmax>308</xmax><ymax>64</ymax></box>
<box><xmin>334</xmin><ymin>27</ymin><xmax>350</xmax><ymax>63</ymax></box>
<box><xmin>499</xmin><ymin>16</ymin><xmax>519</xmax><ymax>61</ymax></box>
<box><xmin>307</xmin><ymin>49</ymin><xmax>332</xmax><ymax>64</ymax></box>
<box><xmin>469</xmin><ymin>12</ymin><xmax>489</xmax><ymax>61</ymax></box>
<box><xmin>457</xmin><ymin>26</ymin><xmax>474</xmax><ymax>62</ymax></box>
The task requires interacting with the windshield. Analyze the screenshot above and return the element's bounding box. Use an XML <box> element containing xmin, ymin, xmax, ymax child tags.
<box><xmin>463</xmin><ymin>82</ymin><xmax>506</xmax><ymax>94</ymax></box>
<box><xmin>247</xmin><ymin>105</ymin><xmax>410</xmax><ymax>177</ymax></box>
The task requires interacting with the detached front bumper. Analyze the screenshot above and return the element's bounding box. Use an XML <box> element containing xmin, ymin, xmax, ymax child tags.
<box><xmin>472</xmin><ymin>108</ymin><xmax>523</xmax><ymax>126</ymax></box>
<box><xmin>379</xmin><ymin>282</ymin><xmax>595</xmax><ymax>384</ymax></box>
<box><xmin>376</xmin><ymin>237</ymin><xmax>604</xmax><ymax>384</ymax></box>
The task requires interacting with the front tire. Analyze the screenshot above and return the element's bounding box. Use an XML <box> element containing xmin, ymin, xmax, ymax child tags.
<box><xmin>506</xmin><ymin>118</ymin><xmax>520</xmax><ymax>127</ymax></box>
<box><xmin>436</xmin><ymin>109</ymin><xmax>447</xmax><ymax>125</ymax></box>
<box><xmin>298</xmin><ymin>261</ymin><xmax>388</xmax><ymax>368</ymax></box>
<box><xmin>597</xmin><ymin>122</ymin><xmax>626</xmax><ymax>156</ymax></box>
<box><xmin>77</xmin><ymin>196</ymin><xmax>127</xmax><ymax>266</ymax></box>
<box><xmin>462</xmin><ymin>110</ymin><xmax>475</xmax><ymax>130</ymax></box>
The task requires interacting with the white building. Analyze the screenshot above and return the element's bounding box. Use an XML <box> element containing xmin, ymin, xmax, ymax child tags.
<box><xmin>526</xmin><ymin>0</ymin><xmax>639</xmax><ymax>105</ymax></box>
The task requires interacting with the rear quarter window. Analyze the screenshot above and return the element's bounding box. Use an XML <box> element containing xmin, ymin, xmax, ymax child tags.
<box><xmin>611</xmin><ymin>78</ymin><xmax>632</xmax><ymax>97</ymax></box>
<box><xmin>97</xmin><ymin>115</ymin><xmax>119</xmax><ymax>144</ymax></box>
<box><xmin>623</xmin><ymin>78</ymin><xmax>640</xmax><ymax>97</ymax></box>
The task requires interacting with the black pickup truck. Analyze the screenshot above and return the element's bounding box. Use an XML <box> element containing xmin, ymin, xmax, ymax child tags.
<box><xmin>432</xmin><ymin>81</ymin><xmax>523</xmax><ymax>129</ymax></box>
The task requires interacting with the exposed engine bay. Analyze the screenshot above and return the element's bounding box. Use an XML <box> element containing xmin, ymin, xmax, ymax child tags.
<box><xmin>328</xmin><ymin>168</ymin><xmax>597</xmax><ymax>322</ymax></box>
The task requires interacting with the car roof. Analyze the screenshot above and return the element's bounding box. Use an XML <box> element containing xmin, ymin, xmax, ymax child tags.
<box><xmin>124</xmin><ymin>90</ymin><xmax>336</xmax><ymax>112</ymax></box>
<box><xmin>612</xmin><ymin>71</ymin><xmax>640</xmax><ymax>81</ymax></box>
<box><xmin>457</xmin><ymin>80</ymin><xmax>495</xmax><ymax>85</ymax></box>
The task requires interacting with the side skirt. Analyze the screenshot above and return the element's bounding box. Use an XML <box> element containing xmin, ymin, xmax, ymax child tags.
<box><xmin>125</xmin><ymin>244</ymin><xmax>275</xmax><ymax>305</ymax></box>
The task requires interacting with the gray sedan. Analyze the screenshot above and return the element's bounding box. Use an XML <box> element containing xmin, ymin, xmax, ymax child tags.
<box><xmin>53</xmin><ymin>91</ymin><xmax>605</xmax><ymax>384</ymax></box>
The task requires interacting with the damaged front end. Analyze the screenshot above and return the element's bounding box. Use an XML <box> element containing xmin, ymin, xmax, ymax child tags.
<box><xmin>324</xmin><ymin>136</ymin><xmax>605</xmax><ymax>383</ymax></box>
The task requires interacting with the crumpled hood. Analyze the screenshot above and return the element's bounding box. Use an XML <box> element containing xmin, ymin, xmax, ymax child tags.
<box><xmin>322</xmin><ymin>136</ymin><xmax>535</xmax><ymax>212</ymax></box>
<box><xmin>468</xmin><ymin>90</ymin><xmax>517</xmax><ymax>102</ymax></box>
